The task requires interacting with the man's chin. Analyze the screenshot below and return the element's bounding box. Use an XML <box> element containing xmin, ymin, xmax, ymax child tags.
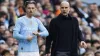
<box><xmin>29</xmin><ymin>14</ymin><xmax>33</xmax><ymax>16</ymax></box>
<box><xmin>62</xmin><ymin>13</ymin><xmax>68</xmax><ymax>16</ymax></box>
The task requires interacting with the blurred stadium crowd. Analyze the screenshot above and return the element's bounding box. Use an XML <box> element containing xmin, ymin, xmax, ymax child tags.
<box><xmin>0</xmin><ymin>0</ymin><xmax>100</xmax><ymax>56</ymax></box>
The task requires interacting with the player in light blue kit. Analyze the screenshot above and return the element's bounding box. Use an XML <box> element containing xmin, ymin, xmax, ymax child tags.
<box><xmin>13</xmin><ymin>1</ymin><xmax>49</xmax><ymax>56</ymax></box>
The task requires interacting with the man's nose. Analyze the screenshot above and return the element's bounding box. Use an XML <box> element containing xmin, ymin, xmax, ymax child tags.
<box><xmin>30</xmin><ymin>9</ymin><xmax>33</xmax><ymax>11</ymax></box>
<box><xmin>63</xmin><ymin>8</ymin><xmax>66</xmax><ymax>10</ymax></box>
<box><xmin>63</xmin><ymin>7</ymin><xmax>66</xmax><ymax>10</ymax></box>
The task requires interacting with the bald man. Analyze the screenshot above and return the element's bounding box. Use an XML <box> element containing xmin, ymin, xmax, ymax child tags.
<box><xmin>45</xmin><ymin>1</ymin><xmax>87</xmax><ymax>56</ymax></box>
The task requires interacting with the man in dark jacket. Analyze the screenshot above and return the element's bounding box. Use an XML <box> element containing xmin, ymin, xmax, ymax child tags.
<box><xmin>45</xmin><ymin>1</ymin><xmax>87</xmax><ymax>56</ymax></box>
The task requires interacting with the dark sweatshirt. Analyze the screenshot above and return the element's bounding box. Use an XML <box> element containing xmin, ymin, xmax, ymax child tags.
<box><xmin>56</xmin><ymin>15</ymin><xmax>73</xmax><ymax>51</ymax></box>
<box><xmin>46</xmin><ymin>14</ymin><xmax>84</xmax><ymax>56</ymax></box>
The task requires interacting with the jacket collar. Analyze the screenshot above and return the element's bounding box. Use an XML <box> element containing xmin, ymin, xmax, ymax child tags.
<box><xmin>58</xmin><ymin>13</ymin><xmax>73</xmax><ymax>20</ymax></box>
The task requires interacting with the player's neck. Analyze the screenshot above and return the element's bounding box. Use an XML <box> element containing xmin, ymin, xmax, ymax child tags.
<box><xmin>26</xmin><ymin>14</ymin><xmax>32</xmax><ymax>18</ymax></box>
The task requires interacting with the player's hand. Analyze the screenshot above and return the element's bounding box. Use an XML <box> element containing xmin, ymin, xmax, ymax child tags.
<box><xmin>27</xmin><ymin>35</ymin><xmax>33</xmax><ymax>41</ymax></box>
<box><xmin>33</xmin><ymin>31</ymin><xmax>39</xmax><ymax>36</ymax></box>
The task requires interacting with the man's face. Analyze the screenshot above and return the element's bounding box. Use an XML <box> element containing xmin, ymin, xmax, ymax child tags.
<box><xmin>26</xmin><ymin>4</ymin><xmax>36</xmax><ymax>16</ymax></box>
<box><xmin>0</xmin><ymin>16</ymin><xmax>6</xmax><ymax>22</ymax></box>
<box><xmin>4</xmin><ymin>30</ymin><xmax>12</xmax><ymax>38</ymax></box>
<box><xmin>7</xmin><ymin>38</ymin><xmax>14</xmax><ymax>46</ymax></box>
<box><xmin>60</xmin><ymin>3</ymin><xmax>70</xmax><ymax>16</ymax></box>
<box><xmin>0</xmin><ymin>25</ymin><xmax>6</xmax><ymax>34</ymax></box>
<box><xmin>0</xmin><ymin>44</ymin><xmax>8</xmax><ymax>53</ymax></box>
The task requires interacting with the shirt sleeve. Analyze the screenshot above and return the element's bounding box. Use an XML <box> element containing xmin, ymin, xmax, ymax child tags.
<box><xmin>37</xmin><ymin>19</ymin><xmax>49</xmax><ymax>37</ymax></box>
<box><xmin>45</xmin><ymin>19</ymin><xmax>56</xmax><ymax>54</ymax></box>
<box><xmin>13</xmin><ymin>19</ymin><xmax>27</xmax><ymax>40</ymax></box>
<box><xmin>75</xmin><ymin>17</ymin><xmax>84</xmax><ymax>41</ymax></box>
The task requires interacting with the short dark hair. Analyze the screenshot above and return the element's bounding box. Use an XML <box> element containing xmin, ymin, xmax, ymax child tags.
<box><xmin>0</xmin><ymin>11</ymin><xmax>7</xmax><ymax>18</ymax></box>
<box><xmin>24</xmin><ymin>0</ymin><xmax>36</xmax><ymax>7</ymax></box>
<box><xmin>93</xmin><ymin>27</ymin><xmax>100</xmax><ymax>32</ymax></box>
<box><xmin>0</xmin><ymin>22</ymin><xmax>5</xmax><ymax>26</ymax></box>
<box><xmin>1</xmin><ymin>50</ymin><xmax>10</xmax><ymax>55</ymax></box>
<box><xmin>95</xmin><ymin>51</ymin><xmax>100</xmax><ymax>55</ymax></box>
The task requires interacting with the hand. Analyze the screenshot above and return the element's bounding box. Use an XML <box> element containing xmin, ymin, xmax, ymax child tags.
<box><xmin>33</xmin><ymin>31</ymin><xmax>39</xmax><ymax>36</ymax></box>
<box><xmin>80</xmin><ymin>41</ymin><xmax>87</xmax><ymax>48</ymax></box>
<box><xmin>27</xmin><ymin>35</ymin><xmax>33</xmax><ymax>41</ymax></box>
